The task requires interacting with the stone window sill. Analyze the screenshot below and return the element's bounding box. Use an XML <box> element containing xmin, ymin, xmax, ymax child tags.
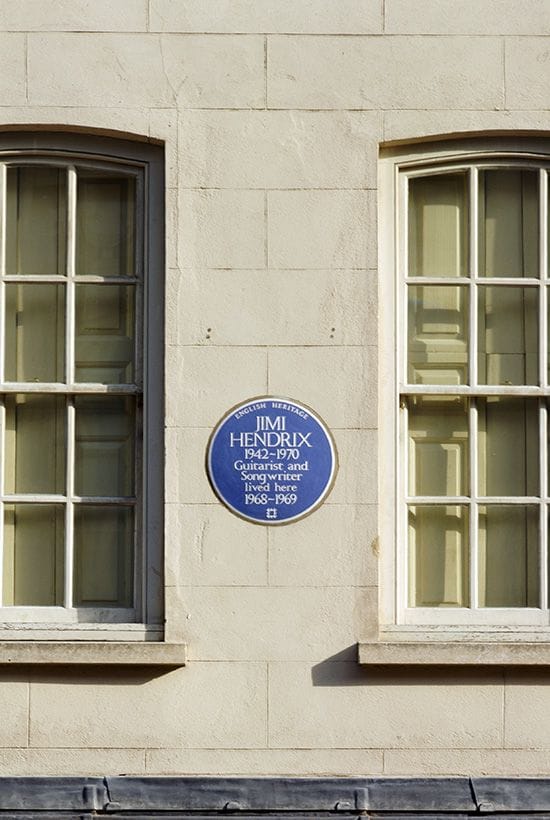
<box><xmin>0</xmin><ymin>640</ymin><xmax>187</xmax><ymax>666</ymax></box>
<box><xmin>358</xmin><ymin>640</ymin><xmax>550</xmax><ymax>666</ymax></box>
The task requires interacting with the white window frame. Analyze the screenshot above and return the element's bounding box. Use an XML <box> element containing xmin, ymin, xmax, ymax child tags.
<box><xmin>0</xmin><ymin>133</ymin><xmax>164</xmax><ymax>642</ymax></box>
<box><xmin>379</xmin><ymin>137</ymin><xmax>550</xmax><ymax>642</ymax></box>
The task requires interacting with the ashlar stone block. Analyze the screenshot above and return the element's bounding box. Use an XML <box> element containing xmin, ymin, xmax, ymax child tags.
<box><xmin>0</xmin><ymin>0</ymin><xmax>147</xmax><ymax>31</ymax></box>
<box><xmin>179</xmin><ymin>110</ymin><xmax>381</xmax><ymax>189</ymax></box>
<box><xmin>179</xmin><ymin>190</ymin><xmax>265</xmax><ymax>269</ymax></box>
<box><xmin>145</xmin><ymin>747</ymin><xmax>384</xmax><ymax>775</ymax></box>
<box><xmin>30</xmin><ymin>664</ymin><xmax>267</xmax><ymax>749</ymax></box>
<box><xmin>150</xmin><ymin>0</ymin><xmax>382</xmax><ymax>34</ymax></box>
<box><xmin>165</xmin><ymin>503</ymin><xmax>268</xmax><ymax>587</ymax></box>
<box><xmin>268</xmin><ymin>35</ymin><xmax>504</xmax><ymax>110</ymax></box>
<box><xmin>28</xmin><ymin>33</ymin><xmax>264</xmax><ymax>108</ymax></box>
<box><xmin>174</xmin><ymin>586</ymin><xmax>370</xmax><ymax>661</ymax></box>
<box><xmin>386</xmin><ymin>0</ymin><xmax>550</xmax><ymax>34</ymax></box>
<box><xmin>171</xmin><ymin>269</ymin><xmax>376</xmax><ymax>347</ymax></box>
<box><xmin>269</xmin><ymin>663</ymin><xmax>503</xmax><ymax>749</ymax></box>
<box><xmin>268</xmin><ymin>190</ymin><xmax>375</xmax><ymax>269</ymax></box>
<box><xmin>268</xmin><ymin>504</ymin><xmax>378</xmax><ymax>587</ymax></box>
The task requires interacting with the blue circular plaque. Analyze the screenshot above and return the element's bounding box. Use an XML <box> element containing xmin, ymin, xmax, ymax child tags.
<box><xmin>206</xmin><ymin>396</ymin><xmax>338</xmax><ymax>525</ymax></box>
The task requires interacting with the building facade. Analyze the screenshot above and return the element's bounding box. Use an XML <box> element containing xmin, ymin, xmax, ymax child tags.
<box><xmin>0</xmin><ymin>0</ymin><xmax>547</xmax><ymax>813</ymax></box>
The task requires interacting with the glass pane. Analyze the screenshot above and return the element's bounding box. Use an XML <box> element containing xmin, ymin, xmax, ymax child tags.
<box><xmin>408</xmin><ymin>396</ymin><xmax>468</xmax><ymax>496</ymax></box>
<box><xmin>478</xmin><ymin>286</ymin><xmax>538</xmax><ymax>385</ymax></box>
<box><xmin>75</xmin><ymin>284</ymin><xmax>135</xmax><ymax>383</ymax></box>
<box><xmin>75</xmin><ymin>397</ymin><xmax>135</xmax><ymax>497</ymax></box>
<box><xmin>478</xmin><ymin>397</ymin><xmax>539</xmax><ymax>497</ymax></box>
<box><xmin>3</xmin><ymin>504</ymin><xmax>64</xmax><ymax>606</ymax></box>
<box><xmin>5</xmin><ymin>284</ymin><xmax>65</xmax><ymax>382</ymax></box>
<box><xmin>6</xmin><ymin>166</ymin><xmax>67</xmax><ymax>276</ymax></box>
<box><xmin>76</xmin><ymin>170</ymin><xmax>135</xmax><ymax>277</ymax></box>
<box><xmin>408</xmin><ymin>505</ymin><xmax>469</xmax><ymax>607</ymax></box>
<box><xmin>74</xmin><ymin>506</ymin><xmax>133</xmax><ymax>607</ymax></box>
<box><xmin>4</xmin><ymin>395</ymin><xmax>65</xmax><ymax>494</ymax></box>
<box><xmin>408</xmin><ymin>173</ymin><xmax>468</xmax><ymax>277</ymax></box>
<box><xmin>408</xmin><ymin>285</ymin><xmax>468</xmax><ymax>384</ymax></box>
<box><xmin>478</xmin><ymin>505</ymin><xmax>538</xmax><ymax>607</ymax></box>
<box><xmin>479</xmin><ymin>169</ymin><xmax>538</xmax><ymax>278</ymax></box>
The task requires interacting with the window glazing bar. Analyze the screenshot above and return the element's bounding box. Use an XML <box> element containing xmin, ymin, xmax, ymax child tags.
<box><xmin>541</xmin><ymin>170</ymin><xmax>549</xmax><ymax>609</ymax></box>
<box><xmin>64</xmin><ymin>167</ymin><xmax>77</xmax><ymax>610</ymax></box>
<box><xmin>402</xmin><ymin>385</ymin><xmax>548</xmax><ymax>396</ymax></box>
<box><xmin>0</xmin><ymin>383</ymin><xmax>140</xmax><ymax>394</ymax></box>
<box><xmin>405</xmin><ymin>277</ymin><xmax>541</xmax><ymax>286</ymax></box>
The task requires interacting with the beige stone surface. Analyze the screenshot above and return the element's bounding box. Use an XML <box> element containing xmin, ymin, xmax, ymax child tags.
<box><xmin>267</xmin><ymin>345</ymin><xmax>377</xmax><ymax>428</ymax></box>
<box><xmin>327</xmin><ymin>430</ymin><xmax>377</xmax><ymax>504</ymax></box>
<box><xmin>361</xmin><ymin>641</ymin><xmax>550</xmax><ymax>666</ymax></box>
<box><xmin>384</xmin><ymin>748</ymin><xmax>550</xmax><ymax>776</ymax></box>
<box><xmin>166</xmin><ymin>345</ymin><xmax>268</xmax><ymax>427</ymax></box>
<box><xmin>0</xmin><ymin>748</ymin><xmax>146</xmax><ymax>775</ymax></box>
<box><xmin>165</xmin><ymin>503</ymin><xmax>268</xmax><ymax>587</ymax></box>
<box><xmin>150</xmin><ymin>0</ymin><xmax>383</xmax><ymax>34</ymax></box>
<box><xmin>268</xmin><ymin>504</ymin><xmax>378</xmax><ymax>587</ymax></box>
<box><xmin>0</xmin><ymin>641</ymin><xmax>185</xmax><ymax>666</ymax></box>
<box><xmin>385</xmin><ymin>0</ymin><xmax>550</xmax><ymax>34</ymax></box>
<box><xmin>0</xmin><ymin>0</ymin><xmax>147</xmax><ymax>31</ymax></box>
<box><xmin>268</xmin><ymin>191</ymin><xmax>375</xmax><ymax>269</ymax></box>
<box><xmin>179</xmin><ymin>110</ymin><xmax>381</xmax><ymax>189</ymax></box>
<box><xmin>170</xmin><ymin>270</ymin><xmax>376</xmax><ymax>347</ymax></box>
<box><xmin>0</xmin><ymin>35</ymin><xmax>27</xmax><ymax>106</ymax></box>
<box><xmin>178</xmin><ymin>191</ymin><xmax>265</xmax><ymax>269</ymax></box>
<box><xmin>268</xmin><ymin>36</ymin><xmax>504</xmax><ymax>110</ymax></box>
<box><xmin>506</xmin><ymin>38</ymin><xmax>550</xmax><ymax>110</ymax></box>
<box><xmin>165</xmin><ymin>187</ymin><xmax>179</xmax><ymax>270</ymax></box>
<box><xmin>29</xmin><ymin>664</ymin><xmax>267</xmax><ymax>748</ymax></box>
<box><xmin>0</xmin><ymin>106</ymin><xmax>151</xmax><ymax>137</ymax></box>
<box><xmin>504</xmin><ymin>672</ymin><xmax>550</xmax><ymax>748</ymax></box>
<box><xmin>165</xmin><ymin>427</ymin><xmax>213</xmax><ymax>504</ymax></box>
<box><xmin>0</xmin><ymin>678</ymin><xmax>28</xmax><ymax>747</ymax></box>
<box><xmin>149</xmin><ymin>108</ymin><xmax>178</xmax><ymax>184</ymax></box>
<box><xmin>383</xmin><ymin>109</ymin><xmax>550</xmax><ymax>143</ymax></box>
<box><xmin>268</xmin><ymin>663</ymin><xmax>504</xmax><ymax>748</ymax></box>
<box><xmin>146</xmin><ymin>747</ymin><xmax>384</xmax><ymax>775</ymax></box>
<box><xmin>172</xmin><ymin>586</ymin><xmax>370</xmax><ymax>661</ymax></box>
<box><xmin>28</xmin><ymin>33</ymin><xmax>264</xmax><ymax>108</ymax></box>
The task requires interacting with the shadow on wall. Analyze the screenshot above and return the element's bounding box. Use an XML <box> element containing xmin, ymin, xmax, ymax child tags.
<box><xmin>309</xmin><ymin>646</ymin><xmax>539</xmax><ymax>686</ymax></box>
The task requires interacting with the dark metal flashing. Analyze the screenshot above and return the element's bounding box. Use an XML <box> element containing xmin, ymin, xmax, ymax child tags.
<box><xmin>0</xmin><ymin>777</ymin><xmax>548</xmax><ymax>817</ymax></box>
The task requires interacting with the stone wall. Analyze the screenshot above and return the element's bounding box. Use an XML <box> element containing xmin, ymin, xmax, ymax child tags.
<box><xmin>0</xmin><ymin>0</ymin><xmax>546</xmax><ymax>778</ymax></box>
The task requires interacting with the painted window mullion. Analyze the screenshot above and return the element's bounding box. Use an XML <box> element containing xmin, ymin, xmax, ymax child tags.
<box><xmin>469</xmin><ymin>167</ymin><xmax>479</xmax><ymax>609</ymax></box>
<box><xmin>540</xmin><ymin>400</ymin><xmax>548</xmax><ymax>610</ymax></box>
<box><xmin>470</xmin><ymin>399</ymin><xmax>479</xmax><ymax>609</ymax></box>
<box><xmin>399</xmin><ymin>397</ymin><xmax>409</xmax><ymax>614</ymax></box>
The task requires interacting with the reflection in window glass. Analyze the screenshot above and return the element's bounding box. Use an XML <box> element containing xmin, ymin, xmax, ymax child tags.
<box><xmin>6</xmin><ymin>166</ymin><xmax>67</xmax><ymax>276</ymax></box>
<box><xmin>478</xmin><ymin>505</ymin><xmax>538</xmax><ymax>607</ymax></box>
<box><xmin>408</xmin><ymin>285</ymin><xmax>468</xmax><ymax>384</ymax></box>
<box><xmin>408</xmin><ymin>505</ymin><xmax>469</xmax><ymax>607</ymax></box>
<box><xmin>3</xmin><ymin>505</ymin><xmax>64</xmax><ymax>606</ymax></box>
<box><xmin>75</xmin><ymin>284</ymin><xmax>135</xmax><ymax>384</ymax></box>
<box><xmin>408</xmin><ymin>173</ymin><xmax>468</xmax><ymax>277</ymax></box>
<box><xmin>76</xmin><ymin>171</ymin><xmax>135</xmax><ymax>277</ymax></box>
